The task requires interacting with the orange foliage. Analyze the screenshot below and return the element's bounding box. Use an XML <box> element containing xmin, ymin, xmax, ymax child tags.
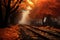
<box><xmin>30</xmin><ymin>0</ymin><xmax>60</xmax><ymax>19</ymax></box>
<box><xmin>0</xmin><ymin>25</ymin><xmax>19</xmax><ymax>40</ymax></box>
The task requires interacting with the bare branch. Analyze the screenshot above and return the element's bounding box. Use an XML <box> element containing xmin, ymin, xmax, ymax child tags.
<box><xmin>10</xmin><ymin>0</ymin><xmax>19</xmax><ymax>10</ymax></box>
<box><xmin>19</xmin><ymin>0</ymin><xmax>23</xmax><ymax>3</ymax></box>
<box><xmin>10</xmin><ymin>5</ymin><xmax>19</xmax><ymax>13</ymax></box>
<box><xmin>2</xmin><ymin>0</ymin><xmax>7</xmax><ymax>8</ymax></box>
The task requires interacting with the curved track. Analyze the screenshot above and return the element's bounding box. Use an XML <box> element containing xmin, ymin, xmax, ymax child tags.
<box><xmin>19</xmin><ymin>25</ymin><xmax>60</xmax><ymax>40</ymax></box>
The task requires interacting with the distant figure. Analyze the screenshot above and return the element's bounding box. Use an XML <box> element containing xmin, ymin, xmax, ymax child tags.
<box><xmin>43</xmin><ymin>15</ymin><xmax>53</xmax><ymax>26</ymax></box>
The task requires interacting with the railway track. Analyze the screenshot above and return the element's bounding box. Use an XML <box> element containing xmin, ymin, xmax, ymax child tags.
<box><xmin>18</xmin><ymin>25</ymin><xmax>60</xmax><ymax>40</ymax></box>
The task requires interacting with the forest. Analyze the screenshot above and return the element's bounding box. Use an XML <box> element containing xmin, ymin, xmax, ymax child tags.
<box><xmin>0</xmin><ymin>0</ymin><xmax>60</xmax><ymax>40</ymax></box>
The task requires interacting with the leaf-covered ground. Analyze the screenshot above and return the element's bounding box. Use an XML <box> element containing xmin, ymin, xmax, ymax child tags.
<box><xmin>0</xmin><ymin>25</ymin><xmax>60</xmax><ymax>40</ymax></box>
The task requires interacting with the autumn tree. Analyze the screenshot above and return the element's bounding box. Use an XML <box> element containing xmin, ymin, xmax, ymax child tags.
<box><xmin>0</xmin><ymin>0</ymin><xmax>23</xmax><ymax>28</ymax></box>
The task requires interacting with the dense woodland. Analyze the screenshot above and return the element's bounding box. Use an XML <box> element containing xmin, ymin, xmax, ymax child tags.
<box><xmin>0</xmin><ymin>0</ymin><xmax>60</xmax><ymax>40</ymax></box>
